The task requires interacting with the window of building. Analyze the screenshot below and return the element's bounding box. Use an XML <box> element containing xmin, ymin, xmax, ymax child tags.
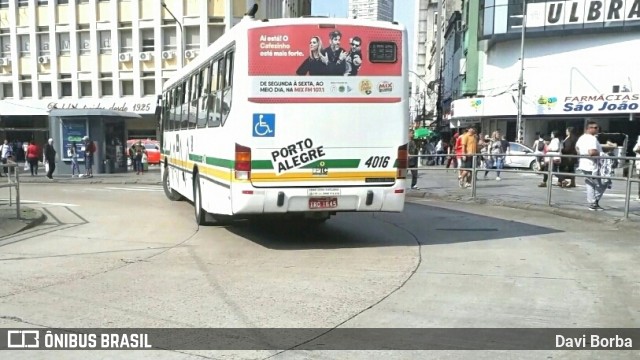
<box><xmin>18</xmin><ymin>0</ymin><xmax>29</xmax><ymax>7</ymax></box>
<box><xmin>37</xmin><ymin>0</ymin><xmax>48</xmax><ymax>5</ymax></box>
<box><xmin>0</xmin><ymin>0</ymin><xmax>9</xmax><ymax>9</ymax></box>
<box><xmin>162</xmin><ymin>27</ymin><xmax>176</xmax><ymax>51</ymax></box>
<box><xmin>78</xmin><ymin>0</ymin><xmax>89</xmax><ymax>3</ymax></box>
<box><xmin>57</xmin><ymin>32</ymin><xmax>70</xmax><ymax>55</ymax></box>
<box><xmin>60</xmin><ymin>80</ymin><xmax>72</xmax><ymax>97</ymax></box>
<box><xmin>78</xmin><ymin>31</ymin><xmax>90</xmax><ymax>55</ymax></box>
<box><xmin>1</xmin><ymin>83</ymin><xmax>13</xmax><ymax>98</ymax></box>
<box><xmin>185</xmin><ymin>26</ymin><xmax>200</xmax><ymax>50</ymax></box>
<box><xmin>119</xmin><ymin>29</ymin><xmax>132</xmax><ymax>53</ymax></box>
<box><xmin>57</xmin><ymin>0</ymin><xmax>69</xmax><ymax>4</ymax></box>
<box><xmin>208</xmin><ymin>25</ymin><xmax>224</xmax><ymax>45</ymax></box>
<box><xmin>40</xmin><ymin>82</ymin><xmax>52</xmax><ymax>97</ymax></box>
<box><xmin>121</xmin><ymin>80</ymin><xmax>134</xmax><ymax>95</ymax></box>
<box><xmin>38</xmin><ymin>34</ymin><xmax>50</xmax><ymax>55</ymax></box>
<box><xmin>142</xmin><ymin>79</ymin><xmax>155</xmax><ymax>96</ymax></box>
<box><xmin>21</xmin><ymin>82</ymin><xmax>32</xmax><ymax>98</ymax></box>
<box><xmin>100</xmin><ymin>72</ymin><xmax>112</xmax><ymax>78</ymax></box>
<box><xmin>101</xmin><ymin>80</ymin><xmax>113</xmax><ymax>96</ymax></box>
<box><xmin>141</xmin><ymin>29</ymin><xmax>154</xmax><ymax>52</ymax></box>
<box><xmin>18</xmin><ymin>35</ymin><xmax>30</xmax><ymax>57</ymax></box>
<box><xmin>0</xmin><ymin>36</ymin><xmax>10</xmax><ymax>57</ymax></box>
<box><xmin>99</xmin><ymin>30</ymin><xmax>111</xmax><ymax>54</ymax></box>
<box><xmin>79</xmin><ymin>81</ymin><xmax>92</xmax><ymax>97</ymax></box>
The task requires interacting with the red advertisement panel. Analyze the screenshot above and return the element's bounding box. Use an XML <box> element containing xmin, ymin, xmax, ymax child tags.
<box><xmin>248</xmin><ymin>25</ymin><xmax>403</xmax><ymax>77</ymax></box>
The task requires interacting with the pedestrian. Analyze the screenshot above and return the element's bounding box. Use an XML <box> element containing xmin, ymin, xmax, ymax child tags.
<box><xmin>0</xmin><ymin>139</ymin><xmax>13</xmax><ymax>177</ymax></box>
<box><xmin>459</xmin><ymin>126</ymin><xmax>478</xmax><ymax>188</ymax></box>
<box><xmin>43</xmin><ymin>138</ymin><xmax>56</xmax><ymax>180</ymax></box>
<box><xmin>575</xmin><ymin>121</ymin><xmax>606</xmax><ymax>211</ymax></box>
<box><xmin>454</xmin><ymin>128</ymin><xmax>466</xmax><ymax>181</ymax></box>
<box><xmin>133</xmin><ymin>140</ymin><xmax>146</xmax><ymax>175</ymax></box>
<box><xmin>70</xmin><ymin>141</ymin><xmax>80</xmax><ymax>177</ymax></box>
<box><xmin>26</xmin><ymin>140</ymin><xmax>39</xmax><ymax>176</ymax></box>
<box><xmin>408</xmin><ymin>129</ymin><xmax>419</xmax><ymax>189</ymax></box>
<box><xmin>485</xmin><ymin>131</ymin><xmax>508</xmax><ymax>180</ymax></box>
<box><xmin>633</xmin><ymin>135</ymin><xmax>640</xmax><ymax>200</ymax></box>
<box><xmin>539</xmin><ymin>131</ymin><xmax>561</xmax><ymax>187</ymax></box>
<box><xmin>83</xmin><ymin>136</ymin><xmax>95</xmax><ymax>178</ymax></box>
<box><xmin>435</xmin><ymin>138</ymin><xmax>444</xmax><ymax>165</ymax></box>
<box><xmin>445</xmin><ymin>132</ymin><xmax>459</xmax><ymax>169</ymax></box>
<box><xmin>560</xmin><ymin>127</ymin><xmax>578</xmax><ymax>188</ymax></box>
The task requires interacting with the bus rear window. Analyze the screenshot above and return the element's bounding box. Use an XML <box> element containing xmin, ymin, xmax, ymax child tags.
<box><xmin>369</xmin><ymin>42</ymin><xmax>397</xmax><ymax>63</ymax></box>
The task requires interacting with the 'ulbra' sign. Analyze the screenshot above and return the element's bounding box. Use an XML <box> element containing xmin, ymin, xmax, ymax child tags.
<box><xmin>526</xmin><ymin>0</ymin><xmax>640</xmax><ymax>28</ymax></box>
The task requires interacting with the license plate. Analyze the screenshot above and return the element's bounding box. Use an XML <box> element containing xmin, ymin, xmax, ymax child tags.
<box><xmin>309</xmin><ymin>197</ymin><xmax>338</xmax><ymax>209</ymax></box>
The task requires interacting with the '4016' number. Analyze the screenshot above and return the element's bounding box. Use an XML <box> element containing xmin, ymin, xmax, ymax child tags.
<box><xmin>364</xmin><ymin>156</ymin><xmax>390</xmax><ymax>168</ymax></box>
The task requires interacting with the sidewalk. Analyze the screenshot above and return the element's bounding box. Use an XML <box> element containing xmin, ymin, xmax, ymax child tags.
<box><xmin>406</xmin><ymin>165</ymin><xmax>640</xmax><ymax>226</ymax></box>
<box><xmin>12</xmin><ymin>164</ymin><xmax>162</xmax><ymax>185</ymax></box>
<box><xmin>1</xmin><ymin>166</ymin><xmax>161</xmax><ymax>238</ymax></box>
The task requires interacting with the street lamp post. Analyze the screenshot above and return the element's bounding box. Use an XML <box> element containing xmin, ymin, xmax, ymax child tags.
<box><xmin>516</xmin><ymin>0</ymin><xmax>527</xmax><ymax>144</ymax></box>
<box><xmin>161</xmin><ymin>1</ymin><xmax>184</xmax><ymax>68</ymax></box>
<box><xmin>409</xmin><ymin>70</ymin><xmax>430</xmax><ymax>126</ymax></box>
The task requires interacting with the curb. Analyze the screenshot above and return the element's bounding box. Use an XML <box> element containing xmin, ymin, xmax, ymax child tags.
<box><xmin>406</xmin><ymin>190</ymin><xmax>640</xmax><ymax>229</ymax></box>
<box><xmin>0</xmin><ymin>207</ymin><xmax>47</xmax><ymax>239</ymax></box>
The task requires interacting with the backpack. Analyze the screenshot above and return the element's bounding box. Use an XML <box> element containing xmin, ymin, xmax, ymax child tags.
<box><xmin>536</xmin><ymin>139</ymin><xmax>545</xmax><ymax>152</ymax></box>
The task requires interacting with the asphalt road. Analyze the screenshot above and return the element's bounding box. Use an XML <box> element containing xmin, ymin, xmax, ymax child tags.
<box><xmin>0</xmin><ymin>183</ymin><xmax>638</xmax><ymax>359</ymax></box>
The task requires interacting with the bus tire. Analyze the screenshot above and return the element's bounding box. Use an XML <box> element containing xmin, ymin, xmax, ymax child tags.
<box><xmin>193</xmin><ymin>173</ymin><xmax>207</xmax><ymax>225</ymax></box>
<box><xmin>163</xmin><ymin>168</ymin><xmax>182</xmax><ymax>201</ymax></box>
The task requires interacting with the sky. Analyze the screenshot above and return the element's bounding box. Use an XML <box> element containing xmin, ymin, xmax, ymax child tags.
<box><xmin>311</xmin><ymin>0</ymin><xmax>415</xmax><ymax>68</ymax></box>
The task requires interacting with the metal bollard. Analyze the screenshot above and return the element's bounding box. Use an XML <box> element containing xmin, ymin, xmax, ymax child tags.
<box><xmin>546</xmin><ymin>158</ymin><xmax>553</xmax><ymax>206</ymax></box>
<box><xmin>624</xmin><ymin>165</ymin><xmax>632</xmax><ymax>219</ymax></box>
<box><xmin>471</xmin><ymin>155</ymin><xmax>477</xmax><ymax>199</ymax></box>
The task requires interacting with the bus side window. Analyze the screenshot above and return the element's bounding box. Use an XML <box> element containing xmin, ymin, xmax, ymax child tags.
<box><xmin>175</xmin><ymin>85</ymin><xmax>183</xmax><ymax>131</ymax></box>
<box><xmin>181</xmin><ymin>79</ymin><xmax>190</xmax><ymax>130</ymax></box>
<box><xmin>189</xmin><ymin>72</ymin><xmax>199</xmax><ymax>129</ymax></box>
<box><xmin>162</xmin><ymin>93</ymin><xmax>170</xmax><ymax>132</ymax></box>
<box><xmin>197</xmin><ymin>65</ymin><xmax>210</xmax><ymax>128</ymax></box>
<box><xmin>221</xmin><ymin>50</ymin><xmax>233</xmax><ymax>126</ymax></box>
<box><xmin>206</xmin><ymin>58</ymin><xmax>221</xmax><ymax>128</ymax></box>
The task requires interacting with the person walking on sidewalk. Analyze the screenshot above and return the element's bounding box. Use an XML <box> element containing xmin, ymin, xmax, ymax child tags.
<box><xmin>460</xmin><ymin>127</ymin><xmax>478</xmax><ymax>188</ymax></box>
<box><xmin>560</xmin><ymin>127</ymin><xmax>577</xmax><ymax>188</ymax></box>
<box><xmin>485</xmin><ymin>131</ymin><xmax>508</xmax><ymax>180</ymax></box>
<box><xmin>0</xmin><ymin>139</ymin><xmax>13</xmax><ymax>177</ymax></box>
<box><xmin>26</xmin><ymin>140</ymin><xmax>39</xmax><ymax>176</ymax></box>
<box><xmin>576</xmin><ymin>121</ymin><xmax>606</xmax><ymax>211</ymax></box>
<box><xmin>133</xmin><ymin>140</ymin><xmax>147</xmax><ymax>175</ymax></box>
<box><xmin>539</xmin><ymin>131</ymin><xmax>561</xmax><ymax>187</ymax></box>
<box><xmin>83</xmin><ymin>136</ymin><xmax>96</xmax><ymax>178</ymax></box>
<box><xmin>70</xmin><ymin>141</ymin><xmax>80</xmax><ymax>177</ymax></box>
<box><xmin>43</xmin><ymin>138</ymin><xmax>56</xmax><ymax>180</ymax></box>
<box><xmin>408</xmin><ymin>129</ymin><xmax>419</xmax><ymax>189</ymax></box>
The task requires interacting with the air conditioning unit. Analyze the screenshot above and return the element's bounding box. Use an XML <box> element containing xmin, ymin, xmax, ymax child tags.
<box><xmin>184</xmin><ymin>50</ymin><xmax>198</xmax><ymax>59</ymax></box>
<box><xmin>161</xmin><ymin>50</ymin><xmax>175</xmax><ymax>60</ymax></box>
<box><xmin>37</xmin><ymin>56</ymin><xmax>50</xmax><ymax>64</ymax></box>
<box><xmin>0</xmin><ymin>57</ymin><xmax>10</xmax><ymax>66</ymax></box>
<box><xmin>118</xmin><ymin>52</ymin><xmax>132</xmax><ymax>62</ymax></box>
<box><xmin>139</xmin><ymin>52</ymin><xmax>153</xmax><ymax>62</ymax></box>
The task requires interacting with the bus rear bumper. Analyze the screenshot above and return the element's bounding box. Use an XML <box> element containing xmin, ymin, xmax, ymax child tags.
<box><xmin>231</xmin><ymin>181</ymin><xmax>407</xmax><ymax>214</ymax></box>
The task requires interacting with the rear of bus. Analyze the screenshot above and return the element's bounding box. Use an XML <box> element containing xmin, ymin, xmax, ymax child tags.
<box><xmin>232</xmin><ymin>19</ymin><xmax>408</xmax><ymax>216</ymax></box>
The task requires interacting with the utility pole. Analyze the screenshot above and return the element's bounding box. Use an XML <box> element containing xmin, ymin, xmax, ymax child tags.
<box><xmin>516</xmin><ymin>0</ymin><xmax>527</xmax><ymax>144</ymax></box>
<box><xmin>434</xmin><ymin>0</ymin><xmax>444</xmax><ymax>129</ymax></box>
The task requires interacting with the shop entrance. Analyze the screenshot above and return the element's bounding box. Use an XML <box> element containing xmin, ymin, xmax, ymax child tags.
<box><xmin>104</xmin><ymin>120</ymin><xmax>127</xmax><ymax>173</ymax></box>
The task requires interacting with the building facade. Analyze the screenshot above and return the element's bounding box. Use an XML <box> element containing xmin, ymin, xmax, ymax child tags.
<box><xmin>0</xmin><ymin>0</ymin><xmax>311</xmax><ymax>145</ymax></box>
<box><xmin>349</xmin><ymin>0</ymin><xmax>394</xmax><ymax>21</ymax></box>
<box><xmin>447</xmin><ymin>0</ymin><xmax>640</xmax><ymax>149</ymax></box>
<box><xmin>410</xmin><ymin>0</ymin><xmax>437</xmax><ymax>127</ymax></box>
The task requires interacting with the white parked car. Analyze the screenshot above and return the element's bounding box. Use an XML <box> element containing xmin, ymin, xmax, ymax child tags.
<box><xmin>504</xmin><ymin>142</ymin><xmax>540</xmax><ymax>171</ymax></box>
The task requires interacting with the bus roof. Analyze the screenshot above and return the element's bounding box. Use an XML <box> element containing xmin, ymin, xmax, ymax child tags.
<box><xmin>162</xmin><ymin>17</ymin><xmax>406</xmax><ymax>92</ymax></box>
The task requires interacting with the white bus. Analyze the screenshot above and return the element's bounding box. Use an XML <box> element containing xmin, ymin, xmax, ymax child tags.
<box><xmin>160</xmin><ymin>12</ymin><xmax>409</xmax><ymax>225</ymax></box>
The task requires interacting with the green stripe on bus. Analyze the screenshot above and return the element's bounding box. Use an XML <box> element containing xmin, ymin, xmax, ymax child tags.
<box><xmin>252</xmin><ymin>160</ymin><xmax>273</xmax><ymax>169</ymax></box>
<box><xmin>179</xmin><ymin>155</ymin><xmax>363</xmax><ymax>170</ymax></box>
<box><xmin>189</xmin><ymin>154</ymin><xmax>204</xmax><ymax>163</ymax></box>
<box><xmin>205</xmin><ymin>157</ymin><xmax>234</xmax><ymax>168</ymax></box>
<box><xmin>301</xmin><ymin>159</ymin><xmax>361</xmax><ymax>169</ymax></box>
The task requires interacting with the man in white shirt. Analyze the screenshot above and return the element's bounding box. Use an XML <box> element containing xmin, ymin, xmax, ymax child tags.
<box><xmin>0</xmin><ymin>139</ymin><xmax>13</xmax><ymax>177</ymax></box>
<box><xmin>575</xmin><ymin>121</ymin><xmax>605</xmax><ymax>211</ymax></box>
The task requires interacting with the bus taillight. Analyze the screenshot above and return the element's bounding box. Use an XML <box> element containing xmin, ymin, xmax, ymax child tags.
<box><xmin>235</xmin><ymin>143</ymin><xmax>251</xmax><ymax>180</ymax></box>
<box><xmin>396</xmin><ymin>144</ymin><xmax>408</xmax><ymax>179</ymax></box>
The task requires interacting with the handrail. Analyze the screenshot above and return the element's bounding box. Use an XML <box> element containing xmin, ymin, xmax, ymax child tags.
<box><xmin>406</xmin><ymin>152</ymin><xmax>639</xmax><ymax>219</ymax></box>
<box><xmin>0</xmin><ymin>162</ymin><xmax>21</xmax><ymax>220</ymax></box>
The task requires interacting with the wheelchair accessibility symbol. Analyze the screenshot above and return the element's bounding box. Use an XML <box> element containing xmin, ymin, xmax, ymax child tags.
<box><xmin>253</xmin><ymin>113</ymin><xmax>275</xmax><ymax>137</ymax></box>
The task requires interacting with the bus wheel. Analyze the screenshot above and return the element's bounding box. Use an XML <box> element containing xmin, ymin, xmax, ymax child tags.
<box><xmin>193</xmin><ymin>173</ymin><xmax>206</xmax><ymax>225</ymax></box>
<box><xmin>163</xmin><ymin>168</ymin><xmax>182</xmax><ymax>201</ymax></box>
